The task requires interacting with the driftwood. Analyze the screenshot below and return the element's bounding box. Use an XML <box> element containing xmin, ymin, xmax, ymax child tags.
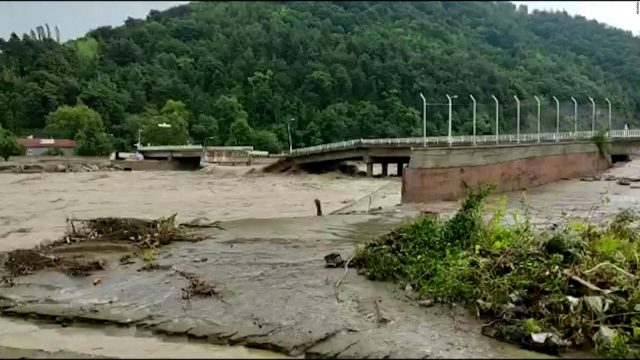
<box><xmin>585</xmin><ymin>262</ymin><xmax>638</xmax><ymax>281</ymax></box>
<box><xmin>335</xmin><ymin>255</ymin><xmax>354</xmax><ymax>288</ymax></box>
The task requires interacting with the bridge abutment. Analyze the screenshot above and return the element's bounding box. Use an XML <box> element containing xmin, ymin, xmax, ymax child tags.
<box><xmin>402</xmin><ymin>142</ymin><xmax>611</xmax><ymax>203</ymax></box>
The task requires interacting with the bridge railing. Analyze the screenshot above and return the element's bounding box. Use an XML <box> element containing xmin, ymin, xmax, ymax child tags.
<box><xmin>289</xmin><ymin>130</ymin><xmax>640</xmax><ymax>156</ymax></box>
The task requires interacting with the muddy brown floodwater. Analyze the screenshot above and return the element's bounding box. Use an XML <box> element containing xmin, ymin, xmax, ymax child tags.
<box><xmin>1</xmin><ymin>160</ymin><xmax>638</xmax><ymax>358</ymax></box>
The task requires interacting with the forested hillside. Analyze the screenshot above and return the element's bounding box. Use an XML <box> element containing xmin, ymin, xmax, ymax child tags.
<box><xmin>1</xmin><ymin>1</ymin><xmax>639</xmax><ymax>153</ymax></box>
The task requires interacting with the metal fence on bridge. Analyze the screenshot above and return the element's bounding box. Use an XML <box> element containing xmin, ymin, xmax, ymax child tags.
<box><xmin>290</xmin><ymin>129</ymin><xmax>640</xmax><ymax>156</ymax></box>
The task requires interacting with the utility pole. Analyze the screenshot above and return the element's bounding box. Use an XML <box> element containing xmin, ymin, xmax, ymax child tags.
<box><xmin>420</xmin><ymin>93</ymin><xmax>427</xmax><ymax>148</ymax></box>
<box><xmin>534</xmin><ymin>96</ymin><xmax>541</xmax><ymax>143</ymax></box>
<box><xmin>445</xmin><ymin>94</ymin><xmax>458</xmax><ymax>147</ymax></box>
<box><xmin>491</xmin><ymin>95</ymin><xmax>499</xmax><ymax>144</ymax></box>
<box><xmin>605</xmin><ymin>98</ymin><xmax>612</xmax><ymax>138</ymax></box>
<box><xmin>514</xmin><ymin>95</ymin><xmax>520</xmax><ymax>143</ymax></box>
<box><xmin>571</xmin><ymin>97</ymin><xmax>578</xmax><ymax>138</ymax></box>
<box><xmin>469</xmin><ymin>94</ymin><xmax>476</xmax><ymax>146</ymax></box>
<box><xmin>552</xmin><ymin>96</ymin><xmax>560</xmax><ymax>141</ymax></box>
<box><xmin>589</xmin><ymin>97</ymin><xmax>596</xmax><ymax>133</ymax></box>
<box><xmin>288</xmin><ymin>118</ymin><xmax>295</xmax><ymax>154</ymax></box>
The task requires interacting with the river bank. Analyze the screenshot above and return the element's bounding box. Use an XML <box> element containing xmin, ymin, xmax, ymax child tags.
<box><xmin>1</xmin><ymin>160</ymin><xmax>639</xmax><ymax>357</ymax></box>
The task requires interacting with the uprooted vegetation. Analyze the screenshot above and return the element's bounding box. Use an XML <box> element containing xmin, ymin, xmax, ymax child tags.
<box><xmin>1</xmin><ymin>215</ymin><xmax>202</xmax><ymax>282</ymax></box>
<box><xmin>352</xmin><ymin>186</ymin><xmax>640</xmax><ymax>358</ymax></box>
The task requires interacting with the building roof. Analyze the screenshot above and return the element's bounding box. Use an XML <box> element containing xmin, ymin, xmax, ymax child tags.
<box><xmin>18</xmin><ymin>138</ymin><xmax>76</xmax><ymax>149</ymax></box>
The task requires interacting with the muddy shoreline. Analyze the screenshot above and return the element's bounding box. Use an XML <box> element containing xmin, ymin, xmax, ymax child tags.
<box><xmin>0</xmin><ymin>214</ymin><xmax>549</xmax><ymax>359</ymax></box>
<box><xmin>1</xmin><ymin>161</ymin><xmax>639</xmax><ymax>358</ymax></box>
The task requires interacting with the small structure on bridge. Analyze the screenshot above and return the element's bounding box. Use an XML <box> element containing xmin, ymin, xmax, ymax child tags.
<box><xmin>131</xmin><ymin>144</ymin><xmax>204</xmax><ymax>170</ymax></box>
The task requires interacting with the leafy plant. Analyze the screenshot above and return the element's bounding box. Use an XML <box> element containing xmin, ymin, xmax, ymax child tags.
<box><xmin>353</xmin><ymin>186</ymin><xmax>640</xmax><ymax>358</ymax></box>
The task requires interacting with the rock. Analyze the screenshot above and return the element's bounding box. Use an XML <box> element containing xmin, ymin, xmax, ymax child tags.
<box><xmin>628</xmin><ymin>177</ymin><xmax>640</xmax><ymax>182</ymax></box>
<box><xmin>617</xmin><ymin>179</ymin><xmax>631</xmax><ymax>186</ymax></box>
<box><xmin>631</xmin><ymin>185</ymin><xmax>640</xmax><ymax>189</ymax></box>
<box><xmin>404</xmin><ymin>283</ymin><xmax>414</xmax><ymax>294</ymax></box>
<box><xmin>605</xmin><ymin>175</ymin><xmax>617</xmax><ymax>181</ymax></box>
<box><xmin>418</xmin><ymin>299</ymin><xmax>434</xmax><ymax>307</ymax></box>
<box><xmin>56</xmin><ymin>164</ymin><xmax>67</xmax><ymax>172</ymax></box>
<box><xmin>580</xmin><ymin>176</ymin><xmax>599</xmax><ymax>182</ymax></box>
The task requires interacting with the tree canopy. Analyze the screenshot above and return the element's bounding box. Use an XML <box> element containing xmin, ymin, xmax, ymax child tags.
<box><xmin>1</xmin><ymin>1</ymin><xmax>638</xmax><ymax>152</ymax></box>
<box><xmin>0</xmin><ymin>125</ymin><xmax>23</xmax><ymax>161</ymax></box>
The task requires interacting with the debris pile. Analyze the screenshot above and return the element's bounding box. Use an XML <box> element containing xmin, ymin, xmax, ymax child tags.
<box><xmin>2</xmin><ymin>249</ymin><xmax>104</xmax><ymax>278</ymax></box>
<box><xmin>65</xmin><ymin>214</ymin><xmax>194</xmax><ymax>248</ymax></box>
<box><xmin>0</xmin><ymin>162</ymin><xmax>123</xmax><ymax>174</ymax></box>
<box><xmin>1</xmin><ymin>215</ymin><xmax>203</xmax><ymax>284</ymax></box>
<box><xmin>352</xmin><ymin>186</ymin><xmax>640</xmax><ymax>358</ymax></box>
<box><xmin>176</xmin><ymin>269</ymin><xmax>225</xmax><ymax>301</ymax></box>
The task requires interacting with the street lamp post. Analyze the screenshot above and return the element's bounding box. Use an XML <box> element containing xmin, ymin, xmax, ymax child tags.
<box><xmin>419</xmin><ymin>93</ymin><xmax>427</xmax><ymax>148</ymax></box>
<box><xmin>552</xmin><ymin>96</ymin><xmax>560</xmax><ymax>141</ymax></box>
<box><xmin>514</xmin><ymin>95</ymin><xmax>520</xmax><ymax>143</ymax></box>
<box><xmin>589</xmin><ymin>97</ymin><xmax>596</xmax><ymax>133</ymax></box>
<box><xmin>605</xmin><ymin>98</ymin><xmax>612</xmax><ymax>137</ymax></box>
<box><xmin>571</xmin><ymin>97</ymin><xmax>578</xmax><ymax>138</ymax></box>
<box><xmin>445</xmin><ymin>94</ymin><xmax>457</xmax><ymax>147</ymax></box>
<box><xmin>203</xmin><ymin>136</ymin><xmax>215</xmax><ymax>161</ymax></box>
<box><xmin>469</xmin><ymin>94</ymin><xmax>476</xmax><ymax>146</ymax></box>
<box><xmin>491</xmin><ymin>95</ymin><xmax>499</xmax><ymax>144</ymax></box>
<box><xmin>534</xmin><ymin>96</ymin><xmax>541</xmax><ymax>143</ymax></box>
<box><xmin>287</xmin><ymin>118</ymin><xmax>295</xmax><ymax>154</ymax></box>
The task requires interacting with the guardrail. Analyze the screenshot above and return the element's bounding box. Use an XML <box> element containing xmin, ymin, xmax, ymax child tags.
<box><xmin>138</xmin><ymin>145</ymin><xmax>204</xmax><ymax>151</ymax></box>
<box><xmin>290</xmin><ymin>130</ymin><xmax>640</xmax><ymax>156</ymax></box>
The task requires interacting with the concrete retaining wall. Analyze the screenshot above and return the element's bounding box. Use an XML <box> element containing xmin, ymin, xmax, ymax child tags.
<box><xmin>402</xmin><ymin>142</ymin><xmax>610</xmax><ymax>203</ymax></box>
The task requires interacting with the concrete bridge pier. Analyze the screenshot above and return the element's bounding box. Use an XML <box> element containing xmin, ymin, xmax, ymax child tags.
<box><xmin>366</xmin><ymin>162</ymin><xmax>374</xmax><ymax>177</ymax></box>
<box><xmin>381</xmin><ymin>162</ymin><xmax>388</xmax><ymax>177</ymax></box>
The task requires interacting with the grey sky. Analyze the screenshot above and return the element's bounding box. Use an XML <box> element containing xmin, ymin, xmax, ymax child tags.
<box><xmin>0</xmin><ymin>1</ymin><xmax>187</xmax><ymax>42</ymax></box>
<box><xmin>512</xmin><ymin>1</ymin><xmax>640</xmax><ymax>36</ymax></box>
<box><xmin>0</xmin><ymin>1</ymin><xmax>638</xmax><ymax>42</ymax></box>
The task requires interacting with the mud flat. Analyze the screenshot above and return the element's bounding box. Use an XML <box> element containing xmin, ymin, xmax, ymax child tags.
<box><xmin>0</xmin><ymin>214</ymin><xmax>549</xmax><ymax>358</ymax></box>
<box><xmin>1</xmin><ymin>161</ymin><xmax>639</xmax><ymax>357</ymax></box>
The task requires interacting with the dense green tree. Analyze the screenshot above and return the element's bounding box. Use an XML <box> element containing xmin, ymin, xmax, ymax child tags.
<box><xmin>251</xmin><ymin>130</ymin><xmax>281</xmax><ymax>153</ymax></box>
<box><xmin>0</xmin><ymin>1</ymin><xmax>639</xmax><ymax>153</ymax></box>
<box><xmin>190</xmin><ymin>114</ymin><xmax>218</xmax><ymax>144</ymax></box>
<box><xmin>76</xmin><ymin>127</ymin><xmax>112</xmax><ymax>156</ymax></box>
<box><xmin>225</xmin><ymin>117</ymin><xmax>253</xmax><ymax>146</ymax></box>
<box><xmin>0</xmin><ymin>125</ymin><xmax>24</xmax><ymax>160</ymax></box>
<box><xmin>44</xmin><ymin>104</ymin><xmax>104</xmax><ymax>139</ymax></box>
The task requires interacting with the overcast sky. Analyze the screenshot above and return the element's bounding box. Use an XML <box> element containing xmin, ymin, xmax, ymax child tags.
<box><xmin>0</xmin><ymin>1</ymin><xmax>638</xmax><ymax>42</ymax></box>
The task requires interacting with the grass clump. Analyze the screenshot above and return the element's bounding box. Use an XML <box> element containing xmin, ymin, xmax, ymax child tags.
<box><xmin>352</xmin><ymin>186</ymin><xmax>640</xmax><ymax>357</ymax></box>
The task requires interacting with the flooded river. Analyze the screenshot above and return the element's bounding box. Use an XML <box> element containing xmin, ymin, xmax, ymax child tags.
<box><xmin>0</xmin><ymin>160</ymin><xmax>638</xmax><ymax>358</ymax></box>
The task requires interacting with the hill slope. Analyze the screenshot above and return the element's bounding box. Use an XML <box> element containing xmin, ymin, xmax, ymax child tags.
<box><xmin>0</xmin><ymin>1</ymin><xmax>639</xmax><ymax>151</ymax></box>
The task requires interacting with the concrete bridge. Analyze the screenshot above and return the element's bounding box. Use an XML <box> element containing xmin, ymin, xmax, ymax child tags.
<box><xmin>266</xmin><ymin>129</ymin><xmax>640</xmax><ymax>202</ymax></box>
<box><xmin>135</xmin><ymin>145</ymin><xmax>203</xmax><ymax>170</ymax></box>
<box><xmin>266</xmin><ymin>130</ymin><xmax>640</xmax><ymax>175</ymax></box>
